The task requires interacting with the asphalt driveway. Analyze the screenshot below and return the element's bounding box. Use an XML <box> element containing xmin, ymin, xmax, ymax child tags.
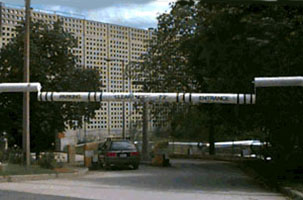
<box><xmin>0</xmin><ymin>159</ymin><xmax>287</xmax><ymax>200</ymax></box>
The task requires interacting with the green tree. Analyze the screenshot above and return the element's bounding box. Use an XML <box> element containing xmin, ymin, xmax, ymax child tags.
<box><xmin>186</xmin><ymin>2</ymin><xmax>303</xmax><ymax>159</ymax></box>
<box><xmin>128</xmin><ymin>0</ymin><xmax>200</xmax><ymax>143</ymax></box>
<box><xmin>134</xmin><ymin>0</ymin><xmax>303</xmax><ymax>159</ymax></box>
<box><xmin>0</xmin><ymin>21</ymin><xmax>101</xmax><ymax>152</ymax></box>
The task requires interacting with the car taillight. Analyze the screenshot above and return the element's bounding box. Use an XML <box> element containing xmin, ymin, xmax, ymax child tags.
<box><xmin>131</xmin><ymin>152</ymin><xmax>139</xmax><ymax>156</ymax></box>
<box><xmin>106</xmin><ymin>152</ymin><xmax>117</xmax><ymax>157</ymax></box>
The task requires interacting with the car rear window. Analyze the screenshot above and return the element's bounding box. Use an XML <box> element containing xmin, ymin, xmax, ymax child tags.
<box><xmin>111</xmin><ymin>141</ymin><xmax>136</xmax><ymax>150</ymax></box>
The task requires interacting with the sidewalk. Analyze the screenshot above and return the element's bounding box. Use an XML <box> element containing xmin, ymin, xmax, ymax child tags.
<box><xmin>0</xmin><ymin>166</ymin><xmax>88</xmax><ymax>183</ymax></box>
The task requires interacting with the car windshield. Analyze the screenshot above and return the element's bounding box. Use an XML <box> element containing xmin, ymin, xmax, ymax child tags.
<box><xmin>111</xmin><ymin>141</ymin><xmax>136</xmax><ymax>150</ymax></box>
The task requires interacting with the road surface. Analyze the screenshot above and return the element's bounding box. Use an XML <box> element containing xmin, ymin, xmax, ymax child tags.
<box><xmin>0</xmin><ymin>159</ymin><xmax>287</xmax><ymax>200</ymax></box>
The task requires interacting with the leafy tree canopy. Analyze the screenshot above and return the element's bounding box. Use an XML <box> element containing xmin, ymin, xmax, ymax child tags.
<box><xmin>0</xmin><ymin>21</ymin><xmax>101</xmax><ymax>152</ymax></box>
<box><xmin>132</xmin><ymin>1</ymin><xmax>303</xmax><ymax>158</ymax></box>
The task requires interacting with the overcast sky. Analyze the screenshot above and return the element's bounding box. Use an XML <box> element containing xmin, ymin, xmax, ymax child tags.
<box><xmin>2</xmin><ymin>0</ymin><xmax>175</xmax><ymax>29</ymax></box>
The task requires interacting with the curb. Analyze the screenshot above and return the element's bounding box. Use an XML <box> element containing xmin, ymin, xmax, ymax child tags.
<box><xmin>0</xmin><ymin>168</ymin><xmax>88</xmax><ymax>183</ymax></box>
<box><xmin>236</xmin><ymin>161</ymin><xmax>303</xmax><ymax>200</ymax></box>
<box><xmin>280</xmin><ymin>187</ymin><xmax>303</xmax><ymax>200</ymax></box>
<box><xmin>140</xmin><ymin>161</ymin><xmax>152</xmax><ymax>165</ymax></box>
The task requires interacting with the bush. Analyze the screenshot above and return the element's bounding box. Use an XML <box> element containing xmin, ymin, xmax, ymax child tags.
<box><xmin>38</xmin><ymin>152</ymin><xmax>57</xmax><ymax>169</ymax></box>
<box><xmin>0</xmin><ymin>151</ymin><xmax>4</xmax><ymax>162</ymax></box>
<box><xmin>8</xmin><ymin>148</ymin><xmax>22</xmax><ymax>164</ymax></box>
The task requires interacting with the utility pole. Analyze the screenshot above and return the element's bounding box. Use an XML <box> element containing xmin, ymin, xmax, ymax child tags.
<box><xmin>122</xmin><ymin>60</ymin><xmax>125</xmax><ymax>139</ymax></box>
<box><xmin>83</xmin><ymin>116</ymin><xmax>87</xmax><ymax>142</ymax></box>
<box><xmin>104</xmin><ymin>58</ymin><xmax>112</xmax><ymax>136</ymax></box>
<box><xmin>128</xmin><ymin>66</ymin><xmax>133</xmax><ymax>140</ymax></box>
<box><xmin>23</xmin><ymin>0</ymin><xmax>31</xmax><ymax>167</ymax></box>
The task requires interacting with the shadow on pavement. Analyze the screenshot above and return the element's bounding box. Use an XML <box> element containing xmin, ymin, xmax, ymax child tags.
<box><xmin>0</xmin><ymin>190</ymin><xmax>91</xmax><ymax>200</ymax></box>
<box><xmin>84</xmin><ymin>159</ymin><xmax>277</xmax><ymax>194</ymax></box>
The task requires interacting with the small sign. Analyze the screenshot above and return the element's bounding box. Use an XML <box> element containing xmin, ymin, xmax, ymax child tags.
<box><xmin>85</xmin><ymin>150</ymin><xmax>94</xmax><ymax>157</ymax></box>
<box><xmin>92</xmin><ymin>155</ymin><xmax>98</xmax><ymax>162</ymax></box>
<box><xmin>119</xmin><ymin>154</ymin><xmax>127</xmax><ymax>158</ymax></box>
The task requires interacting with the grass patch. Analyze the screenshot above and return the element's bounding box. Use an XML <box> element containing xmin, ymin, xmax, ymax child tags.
<box><xmin>239</xmin><ymin>159</ymin><xmax>303</xmax><ymax>193</ymax></box>
<box><xmin>282</xmin><ymin>182</ymin><xmax>303</xmax><ymax>193</ymax></box>
<box><xmin>0</xmin><ymin>164</ymin><xmax>56</xmax><ymax>176</ymax></box>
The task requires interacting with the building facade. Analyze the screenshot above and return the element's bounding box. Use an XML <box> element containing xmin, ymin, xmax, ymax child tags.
<box><xmin>0</xmin><ymin>2</ymin><xmax>157</xmax><ymax>145</ymax></box>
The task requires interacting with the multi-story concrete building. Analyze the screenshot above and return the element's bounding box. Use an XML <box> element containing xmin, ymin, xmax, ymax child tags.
<box><xmin>0</xmin><ymin>2</ymin><xmax>157</xmax><ymax>147</ymax></box>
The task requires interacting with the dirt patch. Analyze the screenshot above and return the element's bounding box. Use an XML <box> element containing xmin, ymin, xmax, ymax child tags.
<box><xmin>54</xmin><ymin>168</ymin><xmax>75</xmax><ymax>173</ymax></box>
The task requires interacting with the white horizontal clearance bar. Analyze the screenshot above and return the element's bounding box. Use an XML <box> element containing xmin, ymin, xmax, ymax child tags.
<box><xmin>0</xmin><ymin>83</ymin><xmax>42</xmax><ymax>93</ymax></box>
<box><xmin>254</xmin><ymin>76</ymin><xmax>303</xmax><ymax>87</ymax></box>
<box><xmin>38</xmin><ymin>92</ymin><xmax>256</xmax><ymax>104</ymax></box>
<box><xmin>168</xmin><ymin>140</ymin><xmax>264</xmax><ymax>147</ymax></box>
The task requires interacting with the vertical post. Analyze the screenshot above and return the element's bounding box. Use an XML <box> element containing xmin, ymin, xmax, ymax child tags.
<box><xmin>231</xmin><ymin>140</ymin><xmax>235</xmax><ymax>157</ymax></box>
<box><xmin>209</xmin><ymin>122</ymin><xmax>215</xmax><ymax>155</ymax></box>
<box><xmin>209</xmin><ymin>110</ymin><xmax>215</xmax><ymax>156</ymax></box>
<box><xmin>172</xmin><ymin>138</ymin><xmax>175</xmax><ymax>155</ymax></box>
<box><xmin>67</xmin><ymin>145</ymin><xmax>75</xmax><ymax>164</ymax></box>
<box><xmin>128</xmin><ymin>66</ymin><xmax>132</xmax><ymax>140</ymax></box>
<box><xmin>142</xmin><ymin>101</ymin><xmax>149</xmax><ymax>161</ymax></box>
<box><xmin>84</xmin><ymin>116</ymin><xmax>87</xmax><ymax>142</ymax></box>
<box><xmin>105</xmin><ymin>59</ymin><xmax>111</xmax><ymax>136</ymax></box>
<box><xmin>122</xmin><ymin>60</ymin><xmax>125</xmax><ymax>139</ymax></box>
<box><xmin>23</xmin><ymin>0</ymin><xmax>31</xmax><ymax>167</ymax></box>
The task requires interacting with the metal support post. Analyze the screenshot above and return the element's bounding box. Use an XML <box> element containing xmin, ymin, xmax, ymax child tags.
<box><xmin>122</xmin><ymin>60</ymin><xmax>125</xmax><ymax>139</ymax></box>
<box><xmin>23</xmin><ymin>0</ymin><xmax>31</xmax><ymax>167</ymax></box>
<box><xmin>142</xmin><ymin>101</ymin><xmax>149</xmax><ymax>161</ymax></box>
<box><xmin>105</xmin><ymin>59</ymin><xmax>111</xmax><ymax>136</ymax></box>
<box><xmin>129</xmin><ymin>67</ymin><xmax>132</xmax><ymax>139</ymax></box>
